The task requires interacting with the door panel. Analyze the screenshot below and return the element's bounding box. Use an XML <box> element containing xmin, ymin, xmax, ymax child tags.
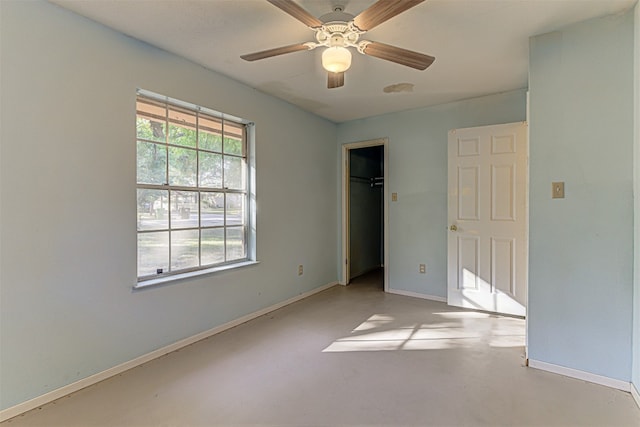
<box><xmin>458</xmin><ymin>236</ymin><xmax>479</xmax><ymax>290</ymax></box>
<box><xmin>458</xmin><ymin>166</ymin><xmax>479</xmax><ymax>220</ymax></box>
<box><xmin>447</xmin><ymin>122</ymin><xmax>528</xmax><ymax>316</ymax></box>
<box><xmin>491</xmin><ymin>164</ymin><xmax>515</xmax><ymax>221</ymax></box>
<box><xmin>491</xmin><ymin>237</ymin><xmax>515</xmax><ymax>294</ymax></box>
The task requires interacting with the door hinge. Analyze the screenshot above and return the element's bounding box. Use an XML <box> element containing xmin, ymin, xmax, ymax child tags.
<box><xmin>345</xmin><ymin>258</ymin><xmax>348</xmax><ymax>265</ymax></box>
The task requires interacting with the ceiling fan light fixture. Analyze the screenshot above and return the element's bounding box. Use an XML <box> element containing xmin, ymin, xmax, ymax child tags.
<box><xmin>322</xmin><ymin>46</ymin><xmax>352</xmax><ymax>73</ymax></box>
<box><xmin>241</xmin><ymin>0</ymin><xmax>434</xmax><ymax>90</ymax></box>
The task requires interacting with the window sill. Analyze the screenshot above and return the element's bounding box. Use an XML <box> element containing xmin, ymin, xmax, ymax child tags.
<box><xmin>134</xmin><ymin>260</ymin><xmax>260</xmax><ymax>290</ymax></box>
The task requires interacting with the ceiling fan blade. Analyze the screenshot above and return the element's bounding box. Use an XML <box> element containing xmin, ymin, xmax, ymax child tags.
<box><xmin>328</xmin><ymin>72</ymin><xmax>345</xmax><ymax>89</ymax></box>
<box><xmin>363</xmin><ymin>41</ymin><xmax>435</xmax><ymax>70</ymax></box>
<box><xmin>353</xmin><ymin>0</ymin><xmax>425</xmax><ymax>31</ymax></box>
<box><xmin>241</xmin><ymin>43</ymin><xmax>311</xmax><ymax>61</ymax></box>
<box><xmin>266</xmin><ymin>0</ymin><xmax>323</xmax><ymax>28</ymax></box>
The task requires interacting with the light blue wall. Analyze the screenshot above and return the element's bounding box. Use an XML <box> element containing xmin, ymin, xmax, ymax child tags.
<box><xmin>633</xmin><ymin>1</ymin><xmax>640</xmax><ymax>393</ymax></box>
<box><xmin>0</xmin><ymin>0</ymin><xmax>337</xmax><ymax>410</ymax></box>
<box><xmin>337</xmin><ymin>90</ymin><xmax>527</xmax><ymax>298</ymax></box>
<box><xmin>528</xmin><ymin>12</ymin><xmax>635</xmax><ymax>381</ymax></box>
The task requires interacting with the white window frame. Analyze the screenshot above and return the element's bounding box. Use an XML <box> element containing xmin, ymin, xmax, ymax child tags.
<box><xmin>135</xmin><ymin>89</ymin><xmax>256</xmax><ymax>288</ymax></box>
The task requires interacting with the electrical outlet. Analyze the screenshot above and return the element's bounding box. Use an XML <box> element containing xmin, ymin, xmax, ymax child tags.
<box><xmin>419</xmin><ymin>264</ymin><xmax>426</xmax><ymax>274</ymax></box>
<box><xmin>298</xmin><ymin>265</ymin><xmax>303</xmax><ymax>276</ymax></box>
<box><xmin>392</xmin><ymin>192</ymin><xmax>398</xmax><ymax>202</ymax></box>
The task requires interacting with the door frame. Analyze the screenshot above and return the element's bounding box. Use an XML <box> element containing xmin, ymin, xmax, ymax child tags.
<box><xmin>341</xmin><ymin>138</ymin><xmax>389</xmax><ymax>291</ymax></box>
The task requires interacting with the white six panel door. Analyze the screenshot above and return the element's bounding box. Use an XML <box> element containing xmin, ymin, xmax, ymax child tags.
<box><xmin>447</xmin><ymin>122</ymin><xmax>528</xmax><ymax>316</ymax></box>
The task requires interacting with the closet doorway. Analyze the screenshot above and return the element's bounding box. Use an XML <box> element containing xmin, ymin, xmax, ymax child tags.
<box><xmin>341</xmin><ymin>139</ymin><xmax>389</xmax><ymax>291</ymax></box>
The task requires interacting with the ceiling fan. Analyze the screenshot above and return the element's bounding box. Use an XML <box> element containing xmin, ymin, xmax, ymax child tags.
<box><xmin>241</xmin><ymin>0</ymin><xmax>435</xmax><ymax>89</ymax></box>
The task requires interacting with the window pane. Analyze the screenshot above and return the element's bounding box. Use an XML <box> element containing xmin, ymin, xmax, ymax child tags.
<box><xmin>137</xmin><ymin>117</ymin><xmax>166</xmax><ymax>142</ymax></box>
<box><xmin>137</xmin><ymin>141</ymin><xmax>166</xmax><ymax>185</ymax></box>
<box><xmin>168</xmin><ymin>146</ymin><xmax>197</xmax><ymax>187</ymax></box>
<box><xmin>168</xmin><ymin>107</ymin><xmax>196</xmax><ymax>147</ymax></box>
<box><xmin>171</xmin><ymin>229</ymin><xmax>199</xmax><ymax>270</ymax></box>
<box><xmin>170</xmin><ymin>191</ymin><xmax>199</xmax><ymax>229</ymax></box>
<box><xmin>202</xmin><ymin>228</ymin><xmax>224</xmax><ymax>266</ymax></box>
<box><xmin>224</xmin><ymin>156</ymin><xmax>245</xmax><ymax>190</ymax></box>
<box><xmin>199</xmin><ymin>115</ymin><xmax>222</xmax><ymax>152</ymax></box>
<box><xmin>138</xmin><ymin>231</ymin><xmax>169</xmax><ymax>276</ymax></box>
<box><xmin>137</xmin><ymin>189</ymin><xmax>169</xmax><ymax>231</ymax></box>
<box><xmin>226</xmin><ymin>226</ymin><xmax>246</xmax><ymax>261</ymax></box>
<box><xmin>199</xmin><ymin>151</ymin><xmax>222</xmax><ymax>188</ymax></box>
<box><xmin>201</xmin><ymin>192</ymin><xmax>224</xmax><ymax>227</ymax></box>
<box><xmin>223</xmin><ymin>122</ymin><xmax>244</xmax><ymax>155</ymax></box>
<box><xmin>137</xmin><ymin>99</ymin><xmax>166</xmax><ymax>142</ymax></box>
<box><xmin>226</xmin><ymin>193</ymin><xmax>244</xmax><ymax>226</ymax></box>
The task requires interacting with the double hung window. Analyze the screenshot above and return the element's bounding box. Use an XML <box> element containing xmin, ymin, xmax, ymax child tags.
<box><xmin>136</xmin><ymin>91</ymin><xmax>251</xmax><ymax>283</ymax></box>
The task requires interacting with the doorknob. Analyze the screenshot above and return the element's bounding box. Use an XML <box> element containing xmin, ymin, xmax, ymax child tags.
<box><xmin>450</xmin><ymin>225</ymin><xmax>458</xmax><ymax>231</ymax></box>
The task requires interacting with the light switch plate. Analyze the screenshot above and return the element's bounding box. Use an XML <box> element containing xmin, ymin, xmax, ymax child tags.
<box><xmin>392</xmin><ymin>192</ymin><xmax>398</xmax><ymax>202</ymax></box>
<box><xmin>552</xmin><ymin>182</ymin><xmax>565</xmax><ymax>199</ymax></box>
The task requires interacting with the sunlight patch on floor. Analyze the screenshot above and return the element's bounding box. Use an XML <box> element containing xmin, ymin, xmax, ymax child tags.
<box><xmin>323</xmin><ymin>312</ymin><xmax>525</xmax><ymax>352</ymax></box>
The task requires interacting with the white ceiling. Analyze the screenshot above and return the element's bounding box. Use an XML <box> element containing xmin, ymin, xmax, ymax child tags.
<box><xmin>50</xmin><ymin>0</ymin><xmax>636</xmax><ymax>123</ymax></box>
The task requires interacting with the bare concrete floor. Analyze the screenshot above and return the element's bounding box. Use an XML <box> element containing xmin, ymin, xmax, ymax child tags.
<box><xmin>4</xmin><ymin>269</ymin><xmax>640</xmax><ymax>426</ymax></box>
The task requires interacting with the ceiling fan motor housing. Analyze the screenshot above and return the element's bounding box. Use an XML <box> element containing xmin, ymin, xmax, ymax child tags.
<box><xmin>315</xmin><ymin>21</ymin><xmax>364</xmax><ymax>50</ymax></box>
<box><xmin>330</xmin><ymin>33</ymin><xmax>345</xmax><ymax>47</ymax></box>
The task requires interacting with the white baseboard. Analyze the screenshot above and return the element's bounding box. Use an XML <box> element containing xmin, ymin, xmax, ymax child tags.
<box><xmin>387</xmin><ymin>288</ymin><xmax>447</xmax><ymax>303</ymax></box>
<box><xmin>0</xmin><ymin>281</ymin><xmax>338</xmax><ymax>422</ymax></box>
<box><xmin>528</xmin><ymin>359</ymin><xmax>631</xmax><ymax>392</ymax></box>
<box><xmin>632</xmin><ymin>383</ymin><xmax>640</xmax><ymax>409</ymax></box>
